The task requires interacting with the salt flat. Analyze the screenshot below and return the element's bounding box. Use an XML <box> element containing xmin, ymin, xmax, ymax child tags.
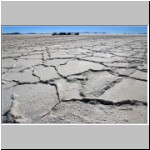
<box><xmin>2</xmin><ymin>34</ymin><xmax>147</xmax><ymax>124</ymax></box>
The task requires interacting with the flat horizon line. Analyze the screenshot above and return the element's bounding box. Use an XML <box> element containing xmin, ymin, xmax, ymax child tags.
<box><xmin>2</xmin><ymin>32</ymin><xmax>147</xmax><ymax>35</ymax></box>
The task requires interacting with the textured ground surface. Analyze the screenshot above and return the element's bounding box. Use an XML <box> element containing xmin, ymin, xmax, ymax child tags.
<box><xmin>2</xmin><ymin>34</ymin><xmax>148</xmax><ymax>124</ymax></box>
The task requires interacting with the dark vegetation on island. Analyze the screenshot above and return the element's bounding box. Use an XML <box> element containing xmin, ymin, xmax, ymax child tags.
<box><xmin>52</xmin><ymin>32</ymin><xmax>79</xmax><ymax>36</ymax></box>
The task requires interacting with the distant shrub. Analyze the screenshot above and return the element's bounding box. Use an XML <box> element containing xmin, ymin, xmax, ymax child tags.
<box><xmin>58</xmin><ymin>32</ymin><xmax>61</xmax><ymax>35</ymax></box>
<box><xmin>59</xmin><ymin>32</ymin><xmax>67</xmax><ymax>35</ymax></box>
<box><xmin>74</xmin><ymin>32</ymin><xmax>79</xmax><ymax>35</ymax></box>
<box><xmin>66</xmin><ymin>32</ymin><xmax>72</xmax><ymax>35</ymax></box>
<box><xmin>52</xmin><ymin>32</ymin><xmax>79</xmax><ymax>36</ymax></box>
<box><xmin>52</xmin><ymin>32</ymin><xmax>57</xmax><ymax>36</ymax></box>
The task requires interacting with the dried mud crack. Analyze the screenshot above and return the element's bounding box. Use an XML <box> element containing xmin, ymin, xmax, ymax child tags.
<box><xmin>2</xmin><ymin>34</ymin><xmax>148</xmax><ymax>124</ymax></box>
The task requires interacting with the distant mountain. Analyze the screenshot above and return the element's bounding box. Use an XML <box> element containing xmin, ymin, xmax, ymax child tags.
<box><xmin>80</xmin><ymin>32</ymin><xmax>107</xmax><ymax>34</ymax></box>
<box><xmin>138</xmin><ymin>32</ymin><xmax>147</xmax><ymax>34</ymax></box>
<box><xmin>2</xmin><ymin>32</ymin><xmax>21</xmax><ymax>35</ymax></box>
<box><xmin>27</xmin><ymin>33</ymin><xmax>36</xmax><ymax>34</ymax></box>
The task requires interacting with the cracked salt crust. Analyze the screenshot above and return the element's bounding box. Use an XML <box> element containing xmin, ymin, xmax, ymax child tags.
<box><xmin>2</xmin><ymin>34</ymin><xmax>147</xmax><ymax>124</ymax></box>
<box><xmin>100</xmin><ymin>78</ymin><xmax>147</xmax><ymax>102</ymax></box>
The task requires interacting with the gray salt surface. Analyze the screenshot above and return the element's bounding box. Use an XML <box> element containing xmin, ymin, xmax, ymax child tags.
<box><xmin>9</xmin><ymin>84</ymin><xmax>59</xmax><ymax>123</ymax></box>
<box><xmin>100</xmin><ymin>78</ymin><xmax>147</xmax><ymax>102</ymax></box>
<box><xmin>35</xmin><ymin>101</ymin><xmax>147</xmax><ymax>124</ymax></box>
<box><xmin>57</xmin><ymin>60</ymin><xmax>106</xmax><ymax>77</ymax></box>
<box><xmin>2</xmin><ymin>34</ymin><xmax>147</xmax><ymax>124</ymax></box>
<box><xmin>33</xmin><ymin>65</ymin><xmax>60</xmax><ymax>81</ymax></box>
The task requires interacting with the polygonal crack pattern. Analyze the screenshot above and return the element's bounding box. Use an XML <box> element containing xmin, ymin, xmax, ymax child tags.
<box><xmin>2</xmin><ymin>34</ymin><xmax>147</xmax><ymax>124</ymax></box>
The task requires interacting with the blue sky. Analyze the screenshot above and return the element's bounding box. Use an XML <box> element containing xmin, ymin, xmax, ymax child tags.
<box><xmin>2</xmin><ymin>26</ymin><xmax>147</xmax><ymax>34</ymax></box>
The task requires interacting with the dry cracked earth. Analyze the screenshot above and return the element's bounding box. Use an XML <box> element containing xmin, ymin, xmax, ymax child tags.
<box><xmin>2</xmin><ymin>34</ymin><xmax>148</xmax><ymax>124</ymax></box>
